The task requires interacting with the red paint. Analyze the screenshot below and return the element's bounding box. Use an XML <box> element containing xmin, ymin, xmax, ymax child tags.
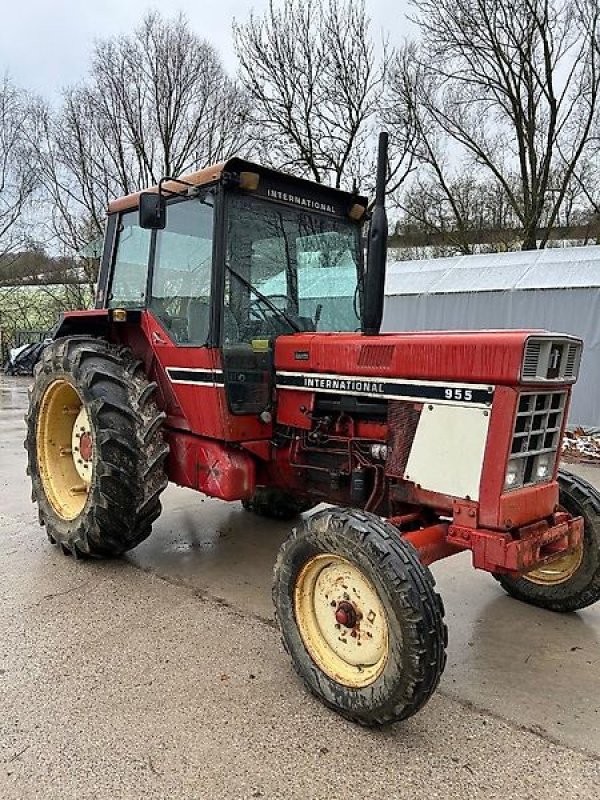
<box><xmin>165</xmin><ymin>430</ymin><xmax>255</xmax><ymax>501</ymax></box>
<box><xmin>402</xmin><ymin>524</ymin><xmax>465</xmax><ymax>566</ymax></box>
<box><xmin>59</xmin><ymin>309</ymin><xmax>110</xmax><ymax>323</ymax></box>
<box><xmin>57</xmin><ymin>308</ymin><xmax>581</xmax><ymax>578</ymax></box>
<box><xmin>240</xmin><ymin>440</ymin><xmax>272</xmax><ymax>461</ymax></box>
<box><xmin>79</xmin><ymin>433</ymin><xmax>93</xmax><ymax>462</ymax></box>
<box><xmin>478</xmin><ymin>386</ymin><xmax>516</xmax><ymax>528</ymax></box>
<box><xmin>447</xmin><ymin>512</ymin><xmax>583</xmax><ymax>573</ymax></box>
<box><xmin>275</xmin><ymin>330</ymin><xmax>533</xmax><ymax>385</ymax></box>
<box><xmin>335</xmin><ymin>601</ymin><xmax>357</xmax><ymax>628</ymax></box>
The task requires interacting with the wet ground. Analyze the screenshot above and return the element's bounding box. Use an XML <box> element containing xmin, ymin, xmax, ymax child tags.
<box><xmin>1</xmin><ymin>375</ymin><xmax>599</xmax><ymax>799</ymax></box>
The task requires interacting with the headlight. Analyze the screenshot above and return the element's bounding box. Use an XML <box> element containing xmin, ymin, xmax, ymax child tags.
<box><xmin>370</xmin><ymin>443</ymin><xmax>388</xmax><ymax>461</ymax></box>
<box><xmin>533</xmin><ymin>453</ymin><xmax>552</xmax><ymax>481</ymax></box>
<box><xmin>504</xmin><ymin>458</ymin><xmax>526</xmax><ymax>490</ymax></box>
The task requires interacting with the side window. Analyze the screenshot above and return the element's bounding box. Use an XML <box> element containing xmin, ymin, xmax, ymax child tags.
<box><xmin>109</xmin><ymin>212</ymin><xmax>151</xmax><ymax>308</ymax></box>
<box><xmin>150</xmin><ymin>198</ymin><xmax>214</xmax><ymax>345</ymax></box>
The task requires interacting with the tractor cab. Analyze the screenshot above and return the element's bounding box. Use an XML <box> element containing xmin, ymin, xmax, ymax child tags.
<box><xmin>95</xmin><ymin>159</ymin><xmax>368</xmax><ymax>424</ymax></box>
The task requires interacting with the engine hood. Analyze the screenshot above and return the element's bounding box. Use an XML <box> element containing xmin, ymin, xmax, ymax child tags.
<box><xmin>274</xmin><ymin>330</ymin><xmax>573</xmax><ymax>386</ymax></box>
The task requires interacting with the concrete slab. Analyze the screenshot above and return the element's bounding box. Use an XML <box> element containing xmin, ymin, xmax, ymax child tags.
<box><xmin>1</xmin><ymin>375</ymin><xmax>599</xmax><ymax>798</ymax></box>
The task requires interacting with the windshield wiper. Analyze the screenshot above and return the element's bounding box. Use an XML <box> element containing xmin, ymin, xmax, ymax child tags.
<box><xmin>225</xmin><ymin>264</ymin><xmax>302</xmax><ymax>333</ymax></box>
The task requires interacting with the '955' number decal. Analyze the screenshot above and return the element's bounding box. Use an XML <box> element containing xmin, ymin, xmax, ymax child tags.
<box><xmin>444</xmin><ymin>388</ymin><xmax>473</xmax><ymax>401</ymax></box>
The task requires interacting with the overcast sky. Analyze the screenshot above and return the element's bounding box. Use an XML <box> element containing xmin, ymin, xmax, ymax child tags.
<box><xmin>1</xmin><ymin>0</ymin><xmax>410</xmax><ymax>101</ymax></box>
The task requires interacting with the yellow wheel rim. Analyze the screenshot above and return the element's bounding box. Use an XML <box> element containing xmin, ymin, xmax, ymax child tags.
<box><xmin>36</xmin><ymin>379</ymin><xmax>93</xmax><ymax>521</ymax></box>
<box><xmin>524</xmin><ymin>543</ymin><xmax>584</xmax><ymax>586</ymax></box>
<box><xmin>294</xmin><ymin>554</ymin><xmax>389</xmax><ymax>688</ymax></box>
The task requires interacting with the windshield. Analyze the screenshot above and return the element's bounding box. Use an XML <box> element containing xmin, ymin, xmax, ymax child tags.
<box><xmin>224</xmin><ymin>193</ymin><xmax>362</xmax><ymax>339</ymax></box>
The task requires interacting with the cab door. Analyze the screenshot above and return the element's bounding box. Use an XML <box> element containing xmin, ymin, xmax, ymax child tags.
<box><xmin>144</xmin><ymin>193</ymin><xmax>230</xmax><ymax>439</ymax></box>
<box><xmin>106</xmin><ymin>194</ymin><xmax>229</xmax><ymax>439</ymax></box>
<box><xmin>218</xmin><ymin>193</ymin><xmax>296</xmax><ymax>430</ymax></box>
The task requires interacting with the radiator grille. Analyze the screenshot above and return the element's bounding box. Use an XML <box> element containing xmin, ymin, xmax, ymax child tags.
<box><xmin>385</xmin><ymin>401</ymin><xmax>422</xmax><ymax>477</ymax></box>
<box><xmin>506</xmin><ymin>391</ymin><xmax>566</xmax><ymax>490</ymax></box>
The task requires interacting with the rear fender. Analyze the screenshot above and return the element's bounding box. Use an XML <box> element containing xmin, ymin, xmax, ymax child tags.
<box><xmin>53</xmin><ymin>309</ymin><xmax>142</xmax><ymax>341</ymax></box>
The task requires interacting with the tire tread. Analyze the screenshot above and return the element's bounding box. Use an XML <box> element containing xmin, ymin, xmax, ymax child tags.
<box><xmin>25</xmin><ymin>336</ymin><xmax>168</xmax><ymax>558</ymax></box>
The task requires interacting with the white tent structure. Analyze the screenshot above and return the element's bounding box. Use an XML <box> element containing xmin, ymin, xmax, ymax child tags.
<box><xmin>382</xmin><ymin>245</ymin><xmax>600</xmax><ymax>427</ymax></box>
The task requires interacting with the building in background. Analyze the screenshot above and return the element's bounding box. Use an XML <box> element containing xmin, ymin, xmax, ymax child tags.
<box><xmin>383</xmin><ymin>245</ymin><xmax>600</xmax><ymax>427</ymax></box>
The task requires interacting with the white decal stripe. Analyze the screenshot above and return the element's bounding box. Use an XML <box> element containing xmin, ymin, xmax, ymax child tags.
<box><xmin>166</xmin><ymin>367</ymin><xmax>224</xmax><ymax>388</ymax></box>
<box><xmin>274</xmin><ymin>383</ymin><xmax>488</xmax><ymax>407</ymax></box>
<box><xmin>276</xmin><ymin>371</ymin><xmax>494</xmax><ymax>408</ymax></box>
<box><xmin>169</xmin><ymin>380</ymin><xmax>225</xmax><ymax>387</ymax></box>
<box><xmin>276</xmin><ymin>371</ymin><xmax>491</xmax><ymax>391</ymax></box>
<box><xmin>166</xmin><ymin>368</ymin><xmax>218</xmax><ymax>374</ymax></box>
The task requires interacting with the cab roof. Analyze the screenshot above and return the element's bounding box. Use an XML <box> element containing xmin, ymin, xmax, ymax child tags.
<box><xmin>107</xmin><ymin>157</ymin><xmax>367</xmax><ymax>215</ymax></box>
<box><xmin>108</xmin><ymin>162</ymin><xmax>226</xmax><ymax>214</ymax></box>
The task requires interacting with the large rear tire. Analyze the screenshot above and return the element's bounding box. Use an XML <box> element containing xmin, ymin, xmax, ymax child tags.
<box><xmin>273</xmin><ymin>507</ymin><xmax>447</xmax><ymax>726</ymax></box>
<box><xmin>493</xmin><ymin>470</ymin><xmax>600</xmax><ymax>611</ymax></box>
<box><xmin>25</xmin><ymin>336</ymin><xmax>169</xmax><ymax>558</ymax></box>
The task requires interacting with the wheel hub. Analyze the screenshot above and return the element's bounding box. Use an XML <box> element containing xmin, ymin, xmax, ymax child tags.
<box><xmin>71</xmin><ymin>407</ymin><xmax>93</xmax><ymax>484</ymax></box>
<box><xmin>79</xmin><ymin>432</ymin><xmax>93</xmax><ymax>462</ymax></box>
<box><xmin>294</xmin><ymin>554</ymin><xmax>389</xmax><ymax>688</ymax></box>
<box><xmin>335</xmin><ymin>600</ymin><xmax>358</xmax><ymax>628</ymax></box>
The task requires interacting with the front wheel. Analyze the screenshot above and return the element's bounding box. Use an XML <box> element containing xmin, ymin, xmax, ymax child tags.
<box><xmin>493</xmin><ymin>470</ymin><xmax>600</xmax><ymax>611</ymax></box>
<box><xmin>273</xmin><ymin>507</ymin><xmax>447</xmax><ymax>726</ymax></box>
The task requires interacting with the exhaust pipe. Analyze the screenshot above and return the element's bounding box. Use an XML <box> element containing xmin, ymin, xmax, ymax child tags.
<box><xmin>362</xmin><ymin>132</ymin><xmax>389</xmax><ymax>336</ymax></box>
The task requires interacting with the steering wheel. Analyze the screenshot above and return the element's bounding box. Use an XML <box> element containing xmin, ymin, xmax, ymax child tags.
<box><xmin>249</xmin><ymin>294</ymin><xmax>290</xmax><ymax>319</ymax></box>
<box><xmin>249</xmin><ymin>294</ymin><xmax>305</xmax><ymax>335</ymax></box>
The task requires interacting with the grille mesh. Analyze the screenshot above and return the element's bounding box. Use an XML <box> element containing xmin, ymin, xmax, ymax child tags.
<box><xmin>565</xmin><ymin>343</ymin><xmax>579</xmax><ymax>379</ymax></box>
<box><xmin>357</xmin><ymin>344</ymin><xmax>394</xmax><ymax>367</ymax></box>
<box><xmin>508</xmin><ymin>391</ymin><xmax>566</xmax><ymax>488</ymax></box>
<box><xmin>385</xmin><ymin>401</ymin><xmax>422</xmax><ymax>477</ymax></box>
<box><xmin>522</xmin><ymin>341</ymin><xmax>542</xmax><ymax>379</ymax></box>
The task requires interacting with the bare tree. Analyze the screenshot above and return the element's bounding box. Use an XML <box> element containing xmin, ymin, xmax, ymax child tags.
<box><xmin>397</xmin><ymin>173</ymin><xmax>522</xmax><ymax>254</ymax></box>
<box><xmin>0</xmin><ymin>76</ymin><xmax>39</xmax><ymax>261</ymax></box>
<box><xmin>387</xmin><ymin>0</ymin><xmax>600</xmax><ymax>250</ymax></box>
<box><xmin>234</xmin><ymin>0</ymin><xmax>402</xmax><ymax>192</ymax></box>
<box><xmin>569</xmin><ymin>149</ymin><xmax>600</xmax><ymax>225</ymax></box>
<box><xmin>38</xmin><ymin>12</ymin><xmax>250</xmax><ymax>262</ymax></box>
<box><xmin>384</xmin><ymin>44</ymin><xmax>478</xmax><ymax>248</ymax></box>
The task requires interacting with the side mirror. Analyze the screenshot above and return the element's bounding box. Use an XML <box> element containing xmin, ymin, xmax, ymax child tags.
<box><xmin>139</xmin><ymin>192</ymin><xmax>166</xmax><ymax>229</ymax></box>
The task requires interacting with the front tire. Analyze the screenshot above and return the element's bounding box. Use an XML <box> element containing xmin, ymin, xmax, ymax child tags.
<box><xmin>25</xmin><ymin>337</ymin><xmax>169</xmax><ymax>557</ymax></box>
<box><xmin>494</xmin><ymin>470</ymin><xmax>600</xmax><ymax>611</ymax></box>
<box><xmin>273</xmin><ymin>507</ymin><xmax>447</xmax><ymax>726</ymax></box>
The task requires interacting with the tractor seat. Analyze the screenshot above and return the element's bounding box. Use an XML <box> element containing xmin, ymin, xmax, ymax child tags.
<box><xmin>187</xmin><ymin>298</ymin><xmax>239</xmax><ymax>344</ymax></box>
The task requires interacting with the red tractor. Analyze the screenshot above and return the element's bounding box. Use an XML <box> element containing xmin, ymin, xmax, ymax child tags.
<box><xmin>26</xmin><ymin>134</ymin><xmax>600</xmax><ymax>725</ymax></box>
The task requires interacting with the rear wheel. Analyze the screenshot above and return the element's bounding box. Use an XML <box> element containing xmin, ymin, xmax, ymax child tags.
<box><xmin>273</xmin><ymin>507</ymin><xmax>447</xmax><ymax>725</ymax></box>
<box><xmin>25</xmin><ymin>336</ymin><xmax>169</xmax><ymax>557</ymax></box>
<box><xmin>242</xmin><ymin>487</ymin><xmax>315</xmax><ymax>520</ymax></box>
<box><xmin>494</xmin><ymin>470</ymin><xmax>600</xmax><ymax>611</ymax></box>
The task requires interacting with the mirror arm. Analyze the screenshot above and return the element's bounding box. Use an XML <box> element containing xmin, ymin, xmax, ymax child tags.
<box><xmin>157</xmin><ymin>176</ymin><xmax>198</xmax><ymax>200</ymax></box>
